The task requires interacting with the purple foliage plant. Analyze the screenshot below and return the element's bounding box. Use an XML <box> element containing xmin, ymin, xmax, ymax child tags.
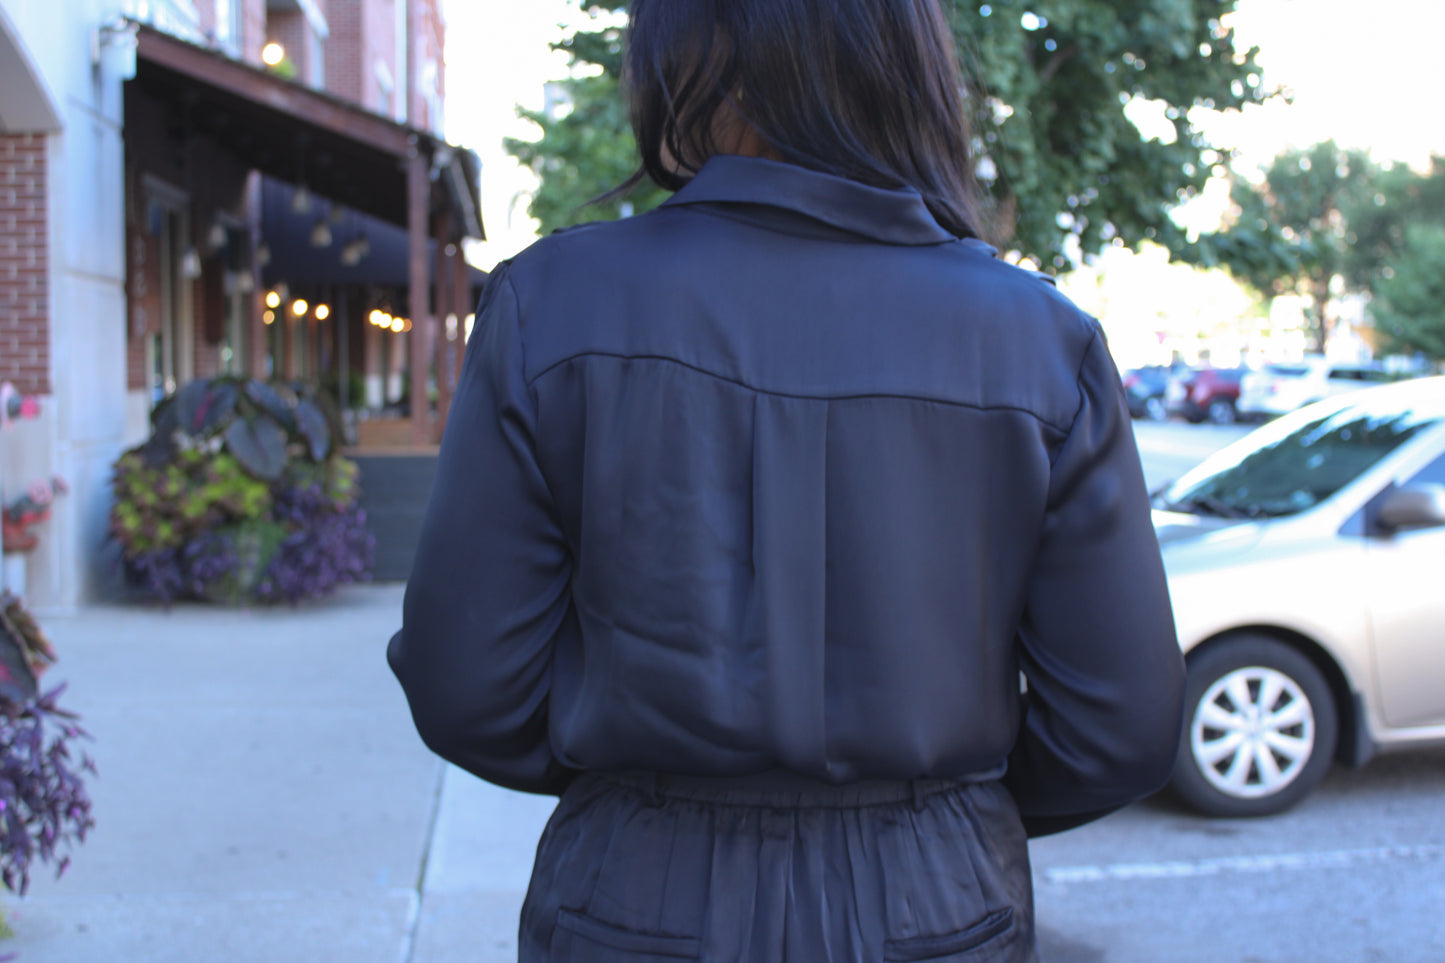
<box><xmin>0</xmin><ymin>685</ymin><xmax>96</xmax><ymax>897</ymax></box>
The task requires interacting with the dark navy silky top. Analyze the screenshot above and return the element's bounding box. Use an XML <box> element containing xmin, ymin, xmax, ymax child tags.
<box><xmin>388</xmin><ymin>155</ymin><xmax>1184</xmax><ymax>836</ymax></box>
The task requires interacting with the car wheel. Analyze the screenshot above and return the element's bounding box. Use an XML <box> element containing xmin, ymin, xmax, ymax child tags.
<box><xmin>1207</xmin><ymin>398</ymin><xmax>1237</xmax><ymax>424</ymax></box>
<box><xmin>1144</xmin><ymin>397</ymin><xmax>1167</xmax><ymax>422</ymax></box>
<box><xmin>1171</xmin><ymin>635</ymin><xmax>1337</xmax><ymax>817</ymax></box>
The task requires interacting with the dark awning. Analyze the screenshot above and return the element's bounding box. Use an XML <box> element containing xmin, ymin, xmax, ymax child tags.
<box><xmin>259</xmin><ymin>177</ymin><xmax>488</xmax><ymax>293</ymax></box>
<box><xmin>130</xmin><ymin>24</ymin><xmax>484</xmax><ymax>239</ymax></box>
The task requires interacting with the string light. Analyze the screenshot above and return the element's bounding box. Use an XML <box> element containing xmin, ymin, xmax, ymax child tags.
<box><xmin>263</xmin><ymin>310</ymin><xmax>276</xmax><ymax>326</ymax></box>
<box><xmin>265</xmin><ymin>291</ymin><xmax>281</xmax><ymax>309</ymax></box>
<box><xmin>315</xmin><ymin>304</ymin><xmax>331</xmax><ymax>321</ymax></box>
<box><xmin>292</xmin><ymin>299</ymin><xmax>309</xmax><ymax>317</ymax></box>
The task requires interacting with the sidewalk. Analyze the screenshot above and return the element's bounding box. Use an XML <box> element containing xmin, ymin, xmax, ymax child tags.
<box><xmin>3</xmin><ymin>585</ymin><xmax>557</xmax><ymax>963</ymax></box>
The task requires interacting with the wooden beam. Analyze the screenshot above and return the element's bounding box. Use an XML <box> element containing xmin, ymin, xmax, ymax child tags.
<box><xmin>244</xmin><ymin>173</ymin><xmax>269</xmax><ymax>378</ymax></box>
<box><xmin>453</xmin><ymin>242</ymin><xmax>471</xmax><ymax>392</ymax></box>
<box><xmin>433</xmin><ymin>214</ymin><xmax>455</xmax><ymax>442</ymax></box>
<box><xmin>407</xmin><ymin>146</ymin><xmax>430</xmax><ymax>447</ymax></box>
<box><xmin>135</xmin><ymin>27</ymin><xmax>413</xmax><ymax>158</ymax></box>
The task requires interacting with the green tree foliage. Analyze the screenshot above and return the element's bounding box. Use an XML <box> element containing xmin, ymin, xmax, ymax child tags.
<box><xmin>1372</xmin><ymin>224</ymin><xmax>1445</xmax><ymax>361</ymax></box>
<box><xmin>504</xmin><ymin>1</ymin><xmax>669</xmax><ymax>229</ymax></box>
<box><xmin>1344</xmin><ymin>157</ymin><xmax>1445</xmax><ymax>292</ymax></box>
<box><xmin>1188</xmin><ymin>141</ymin><xmax>1378</xmax><ymax>351</ymax></box>
<box><xmin>505</xmin><ymin>0</ymin><xmax>1266</xmax><ymax>266</ymax></box>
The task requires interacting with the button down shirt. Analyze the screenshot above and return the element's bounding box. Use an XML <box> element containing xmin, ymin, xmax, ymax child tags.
<box><xmin>388</xmin><ymin>155</ymin><xmax>1184</xmax><ymax>836</ymax></box>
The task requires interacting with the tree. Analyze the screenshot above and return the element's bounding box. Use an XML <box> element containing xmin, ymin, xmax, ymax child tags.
<box><xmin>1372</xmin><ymin>224</ymin><xmax>1445</xmax><ymax>361</ymax></box>
<box><xmin>1343</xmin><ymin>156</ymin><xmax>1445</xmax><ymax>293</ymax></box>
<box><xmin>506</xmin><ymin>0</ymin><xmax>1267</xmax><ymax>267</ymax></box>
<box><xmin>1188</xmin><ymin>142</ymin><xmax>1378</xmax><ymax>352</ymax></box>
<box><xmin>503</xmin><ymin>1</ymin><xmax>666</xmax><ymax>229</ymax></box>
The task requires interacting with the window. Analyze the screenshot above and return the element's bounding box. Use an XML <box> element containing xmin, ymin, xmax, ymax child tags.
<box><xmin>1405</xmin><ymin>452</ymin><xmax>1445</xmax><ymax>489</ymax></box>
<box><xmin>375</xmin><ymin>59</ymin><xmax>395</xmax><ymax>117</ymax></box>
<box><xmin>307</xmin><ymin>26</ymin><xmax>325</xmax><ymax>88</ymax></box>
<box><xmin>1158</xmin><ymin>392</ymin><xmax>1445</xmax><ymax>518</ymax></box>
<box><xmin>213</xmin><ymin>0</ymin><xmax>242</xmax><ymax>54</ymax></box>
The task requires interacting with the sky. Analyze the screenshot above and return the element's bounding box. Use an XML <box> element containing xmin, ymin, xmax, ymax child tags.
<box><xmin>443</xmin><ymin>0</ymin><xmax>1445</xmax><ymax>270</ymax></box>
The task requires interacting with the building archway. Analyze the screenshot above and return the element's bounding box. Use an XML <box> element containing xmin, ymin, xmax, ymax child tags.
<box><xmin>0</xmin><ymin>8</ymin><xmax>60</xmax><ymax>133</ymax></box>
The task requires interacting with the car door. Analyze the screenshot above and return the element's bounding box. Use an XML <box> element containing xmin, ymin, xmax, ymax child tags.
<box><xmin>1365</xmin><ymin>449</ymin><xmax>1445</xmax><ymax>729</ymax></box>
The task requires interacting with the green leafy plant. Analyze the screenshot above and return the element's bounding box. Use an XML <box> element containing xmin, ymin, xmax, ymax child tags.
<box><xmin>111</xmin><ymin>377</ymin><xmax>373</xmax><ymax>606</ymax></box>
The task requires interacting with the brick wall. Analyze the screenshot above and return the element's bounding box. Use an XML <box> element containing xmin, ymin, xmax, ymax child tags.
<box><xmin>241</xmin><ymin>0</ymin><xmax>268</xmax><ymax>65</ymax></box>
<box><xmin>326</xmin><ymin>0</ymin><xmax>365</xmax><ymax>105</ymax></box>
<box><xmin>0</xmin><ymin>134</ymin><xmax>50</xmax><ymax>396</ymax></box>
<box><xmin>367</xmin><ymin>0</ymin><xmax>400</xmax><ymax>116</ymax></box>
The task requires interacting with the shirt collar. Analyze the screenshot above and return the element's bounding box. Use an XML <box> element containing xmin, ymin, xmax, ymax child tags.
<box><xmin>660</xmin><ymin>154</ymin><xmax>960</xmax><ymax>246</ymax></box>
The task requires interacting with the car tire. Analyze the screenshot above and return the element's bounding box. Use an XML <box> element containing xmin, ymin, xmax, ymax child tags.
<box><xmin>1144</xmin><ymin>397</ymin><xmax>1167</xmax><ymax>422</ymax></box>
<box><xmin>1206</xmin><ymin>398</ymin><xmax>1237</xmax><ymax>424</ymax></box>
<box><xmin>1171</xmin><ymin>635</ymin><xmax>1337</xmax><ymax>818</ymax></box>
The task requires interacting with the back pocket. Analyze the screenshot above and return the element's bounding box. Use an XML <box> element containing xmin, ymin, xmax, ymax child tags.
<box><xmin>552</xmin><ymin>908</ymin><xmax>702</xmax><ymax>961</ymax></box>
<box><xmin>883</xmin><ymin>907</ymin><xmax>1016</xmax><ymax>962</ymax></box>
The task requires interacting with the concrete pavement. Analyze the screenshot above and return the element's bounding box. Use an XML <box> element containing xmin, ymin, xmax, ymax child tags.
<box><xmin>3</xmin><ymin>584</ymin><xmax>559</xmax><ymax>963</ymax></box>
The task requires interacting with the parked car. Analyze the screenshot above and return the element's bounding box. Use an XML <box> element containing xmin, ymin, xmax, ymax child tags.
<box><xmin>1165</xmin><ymin>367</ymin><xmax>1245</xmax><ymax>424</ymax></box>
<box><xmin>1237</xmin><ymin>357</ymin><xmax>1393</xmax><ymax>421</ymax></box>
<box><xmin>1122</xmin><ymin>365</ymin><xmax>1184</xmax><ymax>421</ymax></box>
<box><xmin>1152</xmin><ymin>377</ymin><xmax>1445</xmax><ymax>816</ymax></box>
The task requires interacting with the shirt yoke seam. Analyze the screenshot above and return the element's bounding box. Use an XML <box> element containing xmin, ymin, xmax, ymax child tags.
<box><xmin>528</xmin><ymin>350</ymin><xmax>1073</xmax><ymax>435</ymax></box>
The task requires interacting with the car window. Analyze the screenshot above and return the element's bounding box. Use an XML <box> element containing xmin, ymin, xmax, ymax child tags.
<box><xmin>1404</xmin><ymin>452</ymin><xmax>1445</xmax><ymax>489</ymax></box>
<box><xmin>1157</xmin><ymin>390</ymin><xmax>1445</xmax><ymax>518</ymax></box>
<box><xmin>1267</xmin><ymin>365</ymin><xmax>1308</xmax><ymax>377</ymax></box>
<box><xmin>1329</xmin><ymin>369</ymin><xmax>1362</xmax><ymax>381</ymax></box>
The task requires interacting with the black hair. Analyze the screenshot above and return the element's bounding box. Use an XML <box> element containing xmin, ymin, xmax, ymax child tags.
<box><xmin>622</xmin><ymin>0</ymin><xmax>985</xmax><ymax>240</ymax></box>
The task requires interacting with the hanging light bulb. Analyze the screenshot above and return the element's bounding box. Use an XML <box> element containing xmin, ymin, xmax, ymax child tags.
<box><xmin>310</xmin><ymin>217</ymin><xmax>333</xmax><ymax>248</ymax></box>
<box><xmin>180</xmin><ymin>246</ymin><xmax>203</xmax><ymax>279</ymax></box>
<box><xmin>291</xmin><ymin>185</ymin><xmax>312</xmax><ymax>214</ymax></box>
<box><xmin>207</xmin><ymin>221</ymin><xmax>227</xmax><ymax>253</ymax></box>
<box><xmin>256</xmin><ymin>242</ymin><xmax>271</xmax><ymax>267</ymax></box>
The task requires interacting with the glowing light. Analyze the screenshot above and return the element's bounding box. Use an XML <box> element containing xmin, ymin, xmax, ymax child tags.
<box><xmin>262</xmin><ymin>42</ymin><xmax>285</xmax><ymax>67</ymax></box>
<box><xmin>265</xmin><ymin>291</ymin><xmax>281</xmax><ymax>309</ymax></box>
<box><xmin>263</xmin><ymin>310</ymin><xmax>276</xmax><ymax>325</ymax></box>
<box><xmin>390</xmin><ymin>318</ymin><xmax>405</xmax><ymax>333</ymax></box>
<box><xmin>292</xmin><ymin>299</ymin><xmax>309</xmax><ymax>316</ymax></box>
<box><xmin>368</xmin><ymin>310</ymin><xmax>385</xmax><ymax>326</ymax></box>
<box><xmin>314</xmin><ymin>304</ymin><xmax>331</xmax><ymax>321</ymax></box>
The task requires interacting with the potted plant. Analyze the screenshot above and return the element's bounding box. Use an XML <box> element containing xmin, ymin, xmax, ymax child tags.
<box><xmin>0</xmin><ymin>587</ymin><xmax>95</xmax><ymax>942</ymax></box>
<box><xmin>110</xmin><ymin>378</ymin><xmax>373</xmax><ymax>606</ymax></box>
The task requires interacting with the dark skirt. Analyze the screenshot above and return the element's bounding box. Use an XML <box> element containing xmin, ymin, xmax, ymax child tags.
<box><xmin>519</xmin><ymin>770</ymin><xmax>1038</xmax><ymax>962</ymax></box>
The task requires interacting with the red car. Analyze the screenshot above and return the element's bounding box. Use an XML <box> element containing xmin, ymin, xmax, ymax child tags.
<box><xmin>1165</xmin><ymin>367</ymin><xmax>1245</xmax><ymax>424</ymax></box>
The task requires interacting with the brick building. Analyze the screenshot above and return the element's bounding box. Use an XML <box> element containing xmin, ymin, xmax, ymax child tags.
<box><xmin>0</xmin><ymin>0</ymin><xmax>481</xmax><ymax>607</ymax></box>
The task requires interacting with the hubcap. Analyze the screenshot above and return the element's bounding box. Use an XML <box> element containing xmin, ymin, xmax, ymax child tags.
<box><xmin>1191</xmin><ymin>666</ymin><xmax>1315</xmax><ymax>799</ymax></box>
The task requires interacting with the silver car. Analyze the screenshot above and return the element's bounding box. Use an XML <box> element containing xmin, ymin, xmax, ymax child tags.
<box><xmin>1152</xmin><ymin>376</ymin><xmax>1445</xmax><ymax>816</ymax></box>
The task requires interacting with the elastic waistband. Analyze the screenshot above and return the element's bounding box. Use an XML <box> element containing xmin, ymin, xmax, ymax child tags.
<box><xmin>583</xmin><ymin>765</ymin><xmax>1005</xmax><ymax>811</ymax></box>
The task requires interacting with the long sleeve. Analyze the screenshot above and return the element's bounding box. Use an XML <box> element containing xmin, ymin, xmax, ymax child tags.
<box><xmin>1003</xmin><ymin>328</ymin><xmax>1185</xmax><ymax>837</ymax></box>
<box><xmin>387</xmin><ymin>263</ymin><xmax>578</xmax><ymax>795</ymax></box>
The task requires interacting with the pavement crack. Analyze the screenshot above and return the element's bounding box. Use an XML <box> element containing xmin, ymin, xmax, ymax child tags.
<box><xmin>399</xmin><ymin>761</ymin><xmax>449</xmax><ymax>963</ymax></box>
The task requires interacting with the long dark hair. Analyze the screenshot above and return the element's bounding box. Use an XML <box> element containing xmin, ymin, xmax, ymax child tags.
<box><xmin>622</xmin><ymin>0</ymin><xmax>985</xmax><ymax>240</ymax></box>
